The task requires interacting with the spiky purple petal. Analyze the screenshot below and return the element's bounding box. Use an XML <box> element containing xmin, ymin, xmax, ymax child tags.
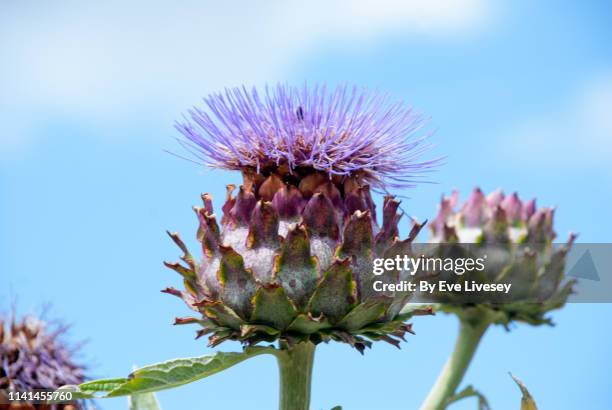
<box><xmin>175</xmin><ymin>84</ymin><xmax>439</xmax><ymax>189</ymax></box>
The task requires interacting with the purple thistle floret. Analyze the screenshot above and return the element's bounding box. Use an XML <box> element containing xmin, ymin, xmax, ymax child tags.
<box><xmin>175</xmin><ymin>84</ymin><xmax>439</xmax><ymax>189</ymax></box>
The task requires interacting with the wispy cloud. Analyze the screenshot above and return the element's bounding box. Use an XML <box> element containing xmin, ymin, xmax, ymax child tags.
<box><xmin>0</xmin><ymin>0</ymin><xmax>491</xmax><ymax>156</ymax></box>
<box><xmin>495</xmin><ymin>73</ymin><xmax>612</xmax><ymax>170</ymax></box>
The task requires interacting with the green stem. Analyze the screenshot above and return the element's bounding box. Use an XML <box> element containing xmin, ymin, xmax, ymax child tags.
<box><xmin>420</xmin><ymin>317</ymin><xmax>490</xmax><ymax>410</ymax></box>
<box><xmin>276</xmin><ymin>342</ymin><xmax>316</xmax><ymax>410</ymax></box>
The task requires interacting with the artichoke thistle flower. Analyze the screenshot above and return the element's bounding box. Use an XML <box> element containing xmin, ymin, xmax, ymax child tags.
<box><xmin>421</xmin><ymin>188</ymin><xmax>575</xmax><ymax>410</ymax></box>
<box><xmin>428</xmin><ymin>187</ymin><xmax>575</xmax><ymax>326</ymax></box>
<box><xmin>0</xmin><ymin>314</ymin><xmax>85</xmax><ymax>410</ymax></box>
<box><xmin>166</xmin><ymin>84</ymin><xmax>438</xmax><ymax>353</ymax></box>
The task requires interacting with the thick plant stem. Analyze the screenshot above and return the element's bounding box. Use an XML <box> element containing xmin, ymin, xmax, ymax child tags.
<box><xmin>420</xmin><ymin>317</ymin><xmax>490</xmax><ymax>410</ymax></box>
<box><xmin>276</xmin><ymin>342</ymin><xmax>316</xmax><ymax>410</ymax></box>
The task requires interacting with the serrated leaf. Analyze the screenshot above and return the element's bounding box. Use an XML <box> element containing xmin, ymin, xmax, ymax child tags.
<box><xmin>511</xmin><ymin>373</ymin><xmax>538</xmax><ymax>410</ymax></box>
<box><xmin>445</xmin><ymin>385</ymin><xmax>491</xmax><ymax>410</ymax></box>
<box><xmin>62</xmin><ymin>347</ymin><xmax>276</xmax><ymax>399</ymax></box>
<box><xmin>129</xmin><ymin>392</ymin><xmax>161</xmax><ymax>410</ymax></box>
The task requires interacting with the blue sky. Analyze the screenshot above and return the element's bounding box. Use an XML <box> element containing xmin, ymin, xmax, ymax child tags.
<box><xmin>1</xmin><ymin>1</ymin><xmax>611</xmax><ymax>409</ymax></box>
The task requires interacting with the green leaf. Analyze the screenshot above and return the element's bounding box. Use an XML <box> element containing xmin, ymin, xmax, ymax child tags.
<box><xmin>330</xmin><ymin>406</ymin><xmax>343</xmax><ymax>410</ymax></box>
<box><xmin>129</xmin><ymin>392</ymin><xmax>162</xmax><ymax>410</ymax></box>
<box><xmin>445</xmin><ymin>385</ymin><xmax>491</xmax><ymax>410</ymax></box>
<box><xmin>127</xmin><ymin>366</ymin><xmax>162</xmax><ymax>410</ymax></box>
<box><xmin>510</xmin><ymin>373</ymin><xmax>538</xmax><ymax>410</ymax></box>
<box><xmin>63</xmin><ymin>347</ymin><xmax>276</xmax><ymax>399</ymax></box>
<box><xmin>56</xmin><ymin>378</ymin><xmax>128</xmax><ymax>399</ymax></box>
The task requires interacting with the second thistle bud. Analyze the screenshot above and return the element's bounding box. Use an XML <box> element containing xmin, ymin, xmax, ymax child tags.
<box><xmin>426</xmin><ymin>188</ymin><xmax>575</xmax><ymax>326</ymax></box>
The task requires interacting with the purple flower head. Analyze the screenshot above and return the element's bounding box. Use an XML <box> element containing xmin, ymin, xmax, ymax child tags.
<box><xmin>175</xmin><ymin>84</ymin><xmax>439</xmax><ymax>190</ymax></box>
<box><xmin>1</xmin><ymin>313</ymin><xmax>86</xmax><ymax>409</ymax></box>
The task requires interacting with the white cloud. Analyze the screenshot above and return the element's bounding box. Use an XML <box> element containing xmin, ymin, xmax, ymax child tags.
<box><xmin>334</xmin><ymin>0</ymin><xmax>490</xmax><ymax>38</ymax></box>
<box><xmin>0</xmin><ymin>0</ymin><xmax>491</xmax><ymax>156</ymax></box>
